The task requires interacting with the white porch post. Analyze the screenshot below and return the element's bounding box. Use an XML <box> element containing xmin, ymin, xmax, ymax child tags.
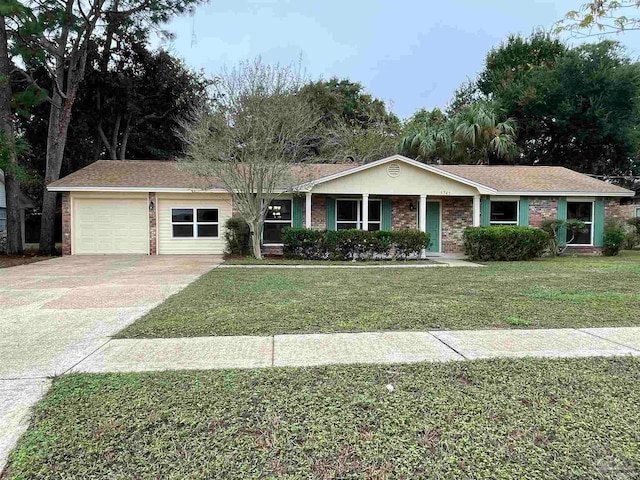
<box><xmin>419</xmin><ymin>194</ymin><xmax>427</xmax><ymax>258</ymax></box>
<box><xmin>473</xmin><ymin>194</ymin><xmax>481</xmax><ymax>227</ymax></box>
<box><xmin>362</xmin><ymin>193</ymin><xmax>369</xmax><ymax>231</ymax></box>
<box><xmin>305</xmin><ymin>192</ymin><xmax>312</xmax><ymax>228</ymax></box>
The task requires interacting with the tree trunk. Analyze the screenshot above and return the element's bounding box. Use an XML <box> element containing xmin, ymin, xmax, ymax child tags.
<box><xmin>39</xmin><ymin>90</ymin><xmax>75</xmax><ymax>255</ymax></box>
<box><xmin>0</xmin><ymin>16</ymin><xmax>23</xmax><ymax>254</ymax></box>
<box><xmin>250</xmin><ymin>220</ymin><xmax>263</xmax><ymax>260</ymax></box>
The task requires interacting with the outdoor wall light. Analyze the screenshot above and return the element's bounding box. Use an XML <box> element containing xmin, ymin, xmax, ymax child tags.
<box><xmin>409</xmin><ymin>201</ymin><xmax>416</xmax><ymax>211</ymax></box>
<box><xmin>149</xmin><ymin>200</ymin><xmax>155</xmax><ymax>212</ymax></box>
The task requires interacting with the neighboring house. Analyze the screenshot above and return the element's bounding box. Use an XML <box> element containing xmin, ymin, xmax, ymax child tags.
<box><xmin>0</xmin><ymin>170</ymin><xmax>35</xmax><ymax>249</ymax></box>
<box><xmin>46</xmin><ymin>154</ymin><xmax>636</xmax><ymax>256</ymax></box>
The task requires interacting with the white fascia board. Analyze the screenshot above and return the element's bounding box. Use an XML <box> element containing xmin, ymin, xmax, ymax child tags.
<box><xmin>493</xmin><ymin>191</ymin><xmax>635</xmax><ymax>197</ymax></box>
<box><xmin>47</xmin><ymin>186</ymin><xmax>229</xmax><ymax>193</ymax></box>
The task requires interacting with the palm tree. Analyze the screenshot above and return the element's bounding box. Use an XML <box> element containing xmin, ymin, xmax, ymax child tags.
<box><xmin>399</xmin><ymin>102</ymin><xmax>517</xmax><ymax>164</ymax></box>
<box><xmin>452</xmin><ymin>102</ymin><xmax>518</xmax><ymax>164</ymax></box>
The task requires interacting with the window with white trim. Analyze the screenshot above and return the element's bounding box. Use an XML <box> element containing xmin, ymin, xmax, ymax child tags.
<box><xmin>490</xmin><ymin>200</ymin><xmax>518</xmax><ymax>225</ymax></box>
<box><xmin>336</xmin><ymin>199</ymin><xmax>382</xmax><ymax>231</ymax></box>
<box><xmin>567</xmin><ymin>201</ymin><xmax>593</xmax><ymax>245</ymax></box>
<box><xmin>171</xmin><ymin>208</ymin><xmax>219</xmax><ymax>238</ymax></box>
<box><xmin>636</xmin><ymin>206</ymin><xmax>640</xmax><ymax>218</ymax></box>
<box><xmin>263</xmin><ymin>199</ymin><xmax>292</xmax><ymax>245</ymax></box>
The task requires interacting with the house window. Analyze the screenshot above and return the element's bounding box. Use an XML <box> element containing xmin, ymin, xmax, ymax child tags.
<box><xmin>0</xmin><ymin>207</ymin><xmax>6</xmax><ymax>231</ymax></box>
<box><xmin>171</xmin><ymin>208</ymin><xmax>219</xmax><ymax>238</ymax></box>
<box><xmin>263</xmin><ymin>199</ymin><xmax>292</xmax><ymax>245</ymax></box>
<box><xmin>336</xmin><ymin>199</ymin><xmax>381</xmax><ymax>230</ymax></box>
<box><xmin>636</xmin><ymin>206</ymin><xmax>640</xmax><ymax>218</ymax></box>
<box><xmin>567</xmin><ymin>201</ymin><xmax>593</xmax><ymax>245</ymax></box>
<box><xmin>490</xmin><ymin>200</ymin><xmax>518</xmax><ymax>225</ymax></box>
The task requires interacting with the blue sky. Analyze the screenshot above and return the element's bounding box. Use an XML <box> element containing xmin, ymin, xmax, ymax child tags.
<box><xmin>163</xmin><ymin>0</ymin><xmax>640</xmax><ymax>119</ymax></box>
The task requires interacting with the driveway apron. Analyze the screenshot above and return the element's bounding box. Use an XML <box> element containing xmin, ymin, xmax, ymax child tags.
<box><xmin>0</xmin><ymin>255</ymin><xmax>220</xmax><ymax>470</ymax></box>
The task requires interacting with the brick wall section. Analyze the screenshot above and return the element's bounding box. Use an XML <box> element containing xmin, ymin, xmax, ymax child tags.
<box><xmin>149</xmin><ymin>192</ymin><xmax>157</xmax><ymax>255</ymax></box>
<box><xmin>310</xmin><ymin>194</ymin><xmax>327</xmax><ymax>229</ymax></box>
<box><xmin>528</xmin><ymin>197</ymin><xmax>558</xmax><ymax>228</ymax></box>
<box><xmin>439</xmin><ymin>196</ymin><xmax>473</xmax><ymax>253</ymax></box>
<box><xmin>605</xmin><ymin>199</ymin><xmax>636</xmax><ymax>221</ymax></box>
<box><xmin>391</xmin><ymin>196</ymin><xmax>418</xmax><ymax>230</ymax></box>
<box><xmin>61</xmin><ymin>192</ymin><xmax>72</xmax><ymax>255</ymax></box>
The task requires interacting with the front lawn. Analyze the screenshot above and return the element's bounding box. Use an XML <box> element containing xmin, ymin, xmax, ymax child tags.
<box><xmin>118</xmin><ymin>251</ymin><xmax>640</xmax><ymax>338</ymax></box>
<box><xmin>223</xmin><ymin>257</ymin><xmax>435</xmax><ymax>265</ymax></box>
<box><xmin>5</xmin><ymin>357</ymin><xmax>640</xmax><ymax>479</ymax></box>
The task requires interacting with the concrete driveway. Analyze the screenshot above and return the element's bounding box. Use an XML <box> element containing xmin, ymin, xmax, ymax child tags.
<box><xmin>0</xmin><ymin>254</ymin><xmax>220</xmax><ymax>470</ymax></box>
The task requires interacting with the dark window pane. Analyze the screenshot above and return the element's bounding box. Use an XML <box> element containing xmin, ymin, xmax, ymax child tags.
<box><xmin>490</xmin><ymin>201</ymin><xmax>518</xmax><ymax>222</ymax></box>
<box><xmin>172</xmin><ymin>208</ymin><xmax>193</xmax><ymax>223</ymax></box>
<box><xmin>568</xmin><ymin>225</ymin><xmax>592</xmax><ymax>245</ymax></box>
<box><xmin>263</xmin><ymin>223</ymin><xmax>289</xmax><ymax>244</ymax></box>
<box><xmin>173</xmin><ymin>224</ymin><xmax>194</xmax><ymax>237</ymax></box>
<box><xmin>368</xmin><ymin>201</ymin><xmax>381</xmax><ymax>221</ymax></box>
<box><xmin>337</xmin><ymin>200</ymin><xmax>358</xmax><ymax>221</ymax></box>
<box><xmin>567</xmin><ymin>202</ymin><xmax>592</xmax><ymax>222</ymax></box>
<box><xmin>368</xmin><ymin>222</ymin><xmax>381</xmax><ymax>231</ymax></box>
<box><xmin>197</xmin><ymin>209</ymin><xmax>218</xmax><ymax>223</ymax></box>
<box><xmin>198</xmin><ymin>224</ymin><xmax>219</xmax><ymax>237</ymax></box>
<box><xmin>337</xmin><ymin>222</ymin><xmax>358</xmax><ymax>230</ymax></box>
<box><xmin>265</xmin><ymin>200</ymin><xmax>292</xmax><ymax>221</ymax></box>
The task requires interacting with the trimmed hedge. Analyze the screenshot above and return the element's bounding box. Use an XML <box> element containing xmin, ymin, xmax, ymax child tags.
<box><xmin>463</xmin><ymin>226</ymin><xmax>549</xmax><ymax>261</ymax></box>
<box><xmin>603</xmin><ymin>220</ymin><xmax>627</xmax><ymax>256</ymax></box>
<box><xmin>224</xmin><ymin>216</ymin><xmax>251</xmax><ymax>255</ymax></box>
<box><xmin>282</xmin><ymin>228</ymin><xmax>430</xmax><ymax>260</ymax></box>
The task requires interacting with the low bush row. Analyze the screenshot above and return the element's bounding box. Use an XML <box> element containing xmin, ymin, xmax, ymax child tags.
<box><xmin>463</xmin><ymin>226</ymin><xmax>549</xmax><ymax>261</ymax></box>
<box><xmin>282</xmin><ymin>228</ymin><xmax>430</xmax><ymax>260</ymax></box>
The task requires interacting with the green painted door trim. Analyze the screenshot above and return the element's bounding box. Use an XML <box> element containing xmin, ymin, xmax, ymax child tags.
<box><xmin>292</xmin><ymin>197</ymin><xmax>304</xmax><ymax>228</ymax></box>
<box><xmin>557</xmin><ymin>197</ymin><xmax>567</xmax><ymax>244</ymax></box>
<box><xmin>518</xmin><ymin>198</ymin><xmax>529</xmax><ymax>226</ymax></box>
<box><xmin>593</xmin><ymin>198</ymin><xmax>605</xmax><ymax>247</ymax></box>
<box><xmin>480</xmin><ymin>196</ymin><xmax>491</xmax><ymax>227</ymax></box>
<box><xmin>326</xmin><ymin>197</ymin><xmax>336</xmax><ymax>231</ymax></box>
<box><xmin>381</xmin><ymin>198</ymin><xmax>393</xmax><ymax>231</ymax></box>
<box><xmin>426</xmin><ymin>201</ymin><xmax>440</xmax><ymax>252</ymax></box>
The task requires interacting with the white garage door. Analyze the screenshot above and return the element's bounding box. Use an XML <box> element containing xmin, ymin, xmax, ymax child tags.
<box><xmin>74</xmin><ymin>197</ymin><xmax>149</xmax><ymax>254</ymax></box>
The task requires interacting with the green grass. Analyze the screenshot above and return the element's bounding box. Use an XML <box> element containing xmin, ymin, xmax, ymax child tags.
<box><xmin>117</xmin><ymin>251</ymin><xmax>640</xmax><ymax>338</ymax></box>
<box><xmin>223</xmin><ymin>257</ymin><xmax>435</xmax><ymax>265</ymax></box>
<box><xmin>6</xmin><ymin>357</ymin><xmax>640</xmax><ymax>479</ymax></box>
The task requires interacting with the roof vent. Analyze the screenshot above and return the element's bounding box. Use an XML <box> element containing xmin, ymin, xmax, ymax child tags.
<box><xmin>387</xmin><ymin>163</ymin><xmax>401</xmax><ymax>178</ymax></box>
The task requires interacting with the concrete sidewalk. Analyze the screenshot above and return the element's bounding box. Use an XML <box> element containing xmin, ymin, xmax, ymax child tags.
<box><xmin>71</xmin><ymin>327</ymin><xmax>640</xmax><ymax>373</ymax></box>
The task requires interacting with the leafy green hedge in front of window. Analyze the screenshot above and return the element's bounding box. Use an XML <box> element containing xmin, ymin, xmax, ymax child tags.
<box><xmin>282</xmin><ymin>228</ymin><xmax>430</xmax><ymax>260</ymax></box>
<box><xmin>463</xmin><ymin>226</ymin><xmax>549</xmax><ymax>261</ymax></box>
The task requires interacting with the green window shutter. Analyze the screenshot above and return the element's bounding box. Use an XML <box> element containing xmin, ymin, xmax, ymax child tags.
<box><xmin>326</xmin><ymin>197</ymin><xmax>336</xmax><ymax>231</ymax></box>
<box><xmin>292</xmin><ymin>197</ymin><xmax>304</xmax><ymax>228</ymax></box>
<box><xmin>593</xmin><ymin>198</ymin><xmax>605</xmax><ymax>247</ymax></box>
<box><xmin>518</xmin><ymin>198</ymin><xmax>529</xmax><ymax>226</ymax></box>
<box><xmin>557</xmin><ymin>197</ymin><xmax>567</xmax><ymax>244</ymax></box>
<box><xmin>480</xmin><ymin>196</ymin><xmax>491</xmax><ymax>227</ymax></box>
<box><xmin>381</xmin><ymin>198</ymin><xmax>393</xmax><ymax>231</ymax></box>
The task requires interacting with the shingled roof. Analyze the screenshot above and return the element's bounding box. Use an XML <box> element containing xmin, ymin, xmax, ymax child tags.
<box><xmin>47</xmin><ymin>158</ymin><xmax>634</xmax><ymax>196</ymax></box>
<box><xmin>435</xmin><ymin>165</ymin><xmax>633</xmax><ymax>194</ymax></box>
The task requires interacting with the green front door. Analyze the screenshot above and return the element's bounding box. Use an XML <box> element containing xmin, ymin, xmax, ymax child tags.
<box><xmin>426</xmin><ymin>201</ymin><xmax>440</xmax><ymax>252</ymax></box>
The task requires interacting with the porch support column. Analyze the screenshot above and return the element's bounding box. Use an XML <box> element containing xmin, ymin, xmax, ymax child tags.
<box><xmin>305</xmin><ymin>191</ymin><xmax>312</xmax><ymax>228</ymax></box>
<box><xmin>419</xmin><ymin>194</ymin><xmax>427</xmax><ymax>258</ymax></box>
<box><xmin>473</xmin><ymin>194</ymin><xmax>481</xmax><ymax>227</ymax></box>
<box><xmin>362</xmin><ymin>193</ymin><xmax>369</xmax><ymax>231</ymax></box>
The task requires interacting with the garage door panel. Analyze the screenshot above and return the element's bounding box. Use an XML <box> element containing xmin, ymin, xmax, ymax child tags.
<box><xmin>74</xmin><ymin>198</ymin><xmax>149</xmax><ymax>254</ymax></box>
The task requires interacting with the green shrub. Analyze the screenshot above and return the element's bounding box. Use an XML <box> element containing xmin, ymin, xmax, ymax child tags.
<box><xmin>224</xmin><ymin>216</ymin><xmax>251</xmax><ymax>256</ymax></box>
<box><xmin>603</xmin><ymin>220</ymin><xmax>627</xmax><ymax>256</ymax></box>
<box><xmin>463</xmin><ymin>226</ymin><xmax>549</xmax><ymax>261</ymax></box>
<box><xmin>628</xmin><ymin>217</ymin><xmax>640</xmax><ymax>236</ymax></box>
<box><xmin>282</xmin><ymin>228</ymin><xmax>429</xmax><ymax>260</ymax></box>
<box><xmin>540</xmin><ymin>219</ymin><xmax>587</xmax><ymax>256</ymax></box>
<box><xmin>392</xmin><ymin>229</ymin><xmax>431</xmax><ymax>259</ymax></box>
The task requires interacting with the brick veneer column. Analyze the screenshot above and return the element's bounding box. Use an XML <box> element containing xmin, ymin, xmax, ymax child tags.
<box><xmin>61</xmin><ymin>192</ymin><xmax>72</xmax><ymax>255</ymax></box>
<box><xmin>149</xmin><ymin>192</ymin><xmax>157</xmax><ymax>255</ymax></box>
<box><xmin>391</xmin><ymin>196</ymin><xmax>418</xmax><ymax>230</ymax></box>
<box><xmin>528</xmin><ymin>197</ymin><xmax>558</xmax><ymax>227</ymax></box>
<box><xmin>310</xmin><ymin>194</ymin><xmax>327</xmax><ymax>229</ymax></box>
<box><xmin>440</xmin><ymin>196</ymin><xmax>473</xmax><ymax>253</ymax></box>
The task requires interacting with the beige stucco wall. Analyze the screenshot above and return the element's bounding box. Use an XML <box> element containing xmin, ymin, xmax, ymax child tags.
<box><xmin>311</xmin><ymin>162</ymin><xmax>483</xmax><ymax>196</ymax></box>
<box><xmin>71</xmin><ymin>192</ymin><xmax>149</xmax><ymax>255</ymax></box>
<box><xmin>157</xmin><ymin>192</ymin><xmax>232</xmax><ymax>255</ymax></box>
